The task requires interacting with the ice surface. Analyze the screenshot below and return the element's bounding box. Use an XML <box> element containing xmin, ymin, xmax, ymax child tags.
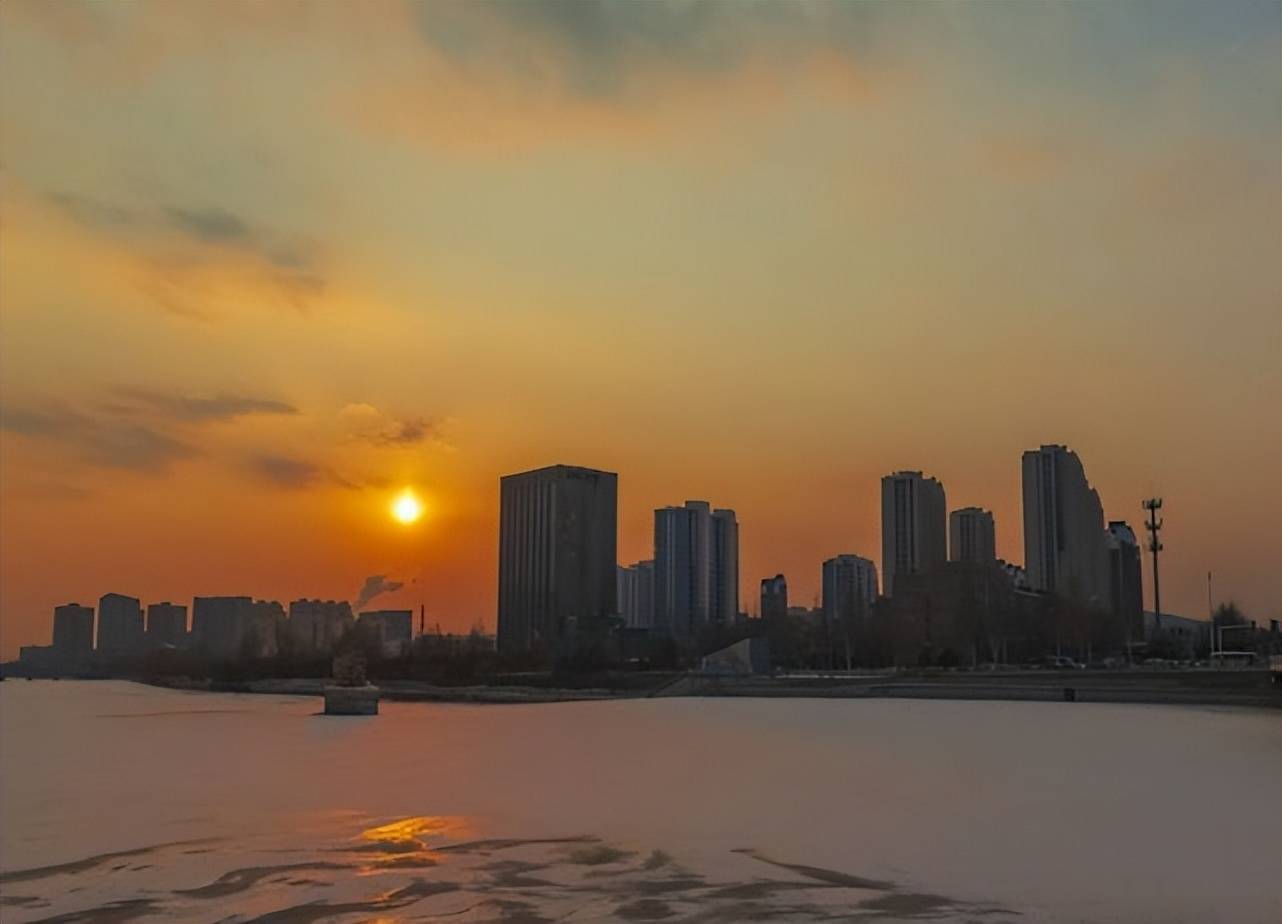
<box><xmin>1</xmin><ymin>681</ymin><xmax>1278</xmax><ymax>922</ymax></box>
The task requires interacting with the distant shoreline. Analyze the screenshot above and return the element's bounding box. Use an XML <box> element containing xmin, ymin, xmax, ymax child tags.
<box><xmin>121</xmin><ymin>669</ymin><xmax>1282</xmax><ymax>709</ymax></box>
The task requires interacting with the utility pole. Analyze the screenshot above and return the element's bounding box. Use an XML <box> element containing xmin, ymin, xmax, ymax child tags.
<box><xmin>1142</xmin><ymin>498</ymin><xmax>1163</xmax><ymax>633</ymax></box>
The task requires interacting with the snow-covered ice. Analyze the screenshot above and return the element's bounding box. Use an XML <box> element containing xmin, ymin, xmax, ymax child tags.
<box><xmin>1</xmin><ymin>681</ymin><xmax>1278</xmax><ymax>922</ymax></box>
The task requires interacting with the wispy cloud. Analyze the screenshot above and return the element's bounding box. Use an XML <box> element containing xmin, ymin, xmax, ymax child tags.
<box><xmin>246</xmin><ymin>453</ymin><xmax>325</xmax><ymax>489</ymax></box>
<box><xmin>111</xmin><ymin>386</ymin><xmax>298</xmax><ymax>422</ymax></box>
<box><xmin>44</xmin><ymin>192</ymin><xmax>326</xmax><ymax>316</ymax></box>
<box><xmin>0</xmin><ymin>405</ymin><xmax>195</xmax><ymax>473</ymax></box>
<box><xmin>339</xmin><ymin>403</ymin><xmax>442</xmax><ymax>447</ymax></box>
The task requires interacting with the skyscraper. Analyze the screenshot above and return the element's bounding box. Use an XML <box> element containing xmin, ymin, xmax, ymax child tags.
<box><xmin>52</xmin><ymin>603</ymin><xmax>94</xmax><ymax>656</ymax></box>
<box><xmin>822</xmin><ymin>555</ymin><xmax>879</xmax><ymax>626</ymax></box>
<box><xmin>1022</xmin><ymin>444</ymin><xmax>1108</xmax><ymax>606</ymax></box>
<box><xmin>617</xmin><ymin>560</ymin><xmax>655</xmax><ymax>629</ymax></box>
<box><xmin>1106</xmin><ymin>521</ymin><xmax>1144</xmax><ymax>640</ymax></box>
<box><xmin>653</xmin><ymin>500</ymin><xmax>739</xmax><ymax>640</ymax></box>
<box><xmin>497</xmin><ymin>464</ymin><xmax>617</xmax><ymax>655</ymax></box>
<box><xmin>710</xmin><ymin>508</ymin><xmax>740</xmax><ymax>627</ymax></box>
<box><xmin>146</xmin><ymin>602</ymin><xmax>187</xmax><ymax>647</ymax></box>
<box><xmin>880</xmin><ymin>471</ymin><xmax>947</xmax><ymax>597</ymax></box>
<box><xmin>949</xmin><ymin>507</ymin><xmax>996</xmax><ymax>564</ymax></box>
<box><xmin>760</xmin><ymin>574</ymin><xmax>788</xmax><ymax>621</ymax></box>
<box><xmin>97</xmin><ymin>593</ymin><xmax>144</xmax><ymax>655</ymax></box>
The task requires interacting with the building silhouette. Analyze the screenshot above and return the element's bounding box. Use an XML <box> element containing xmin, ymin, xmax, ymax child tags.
<box><xmin>710</xmin><ymin>508</ymin><xmax>740</xmax><ymax>628</ymax></box>
<box><xmin>1106</xmin><ymin>521</ymin><xmax>1144</xmax><ymax>641</ymax></box>
<box><xmin>881</xmin><ymin>471</ymin><xmax>947</xmax><ymax>597</ymax></box>
<box><xmin>1022</xmin><ymin>444</ymin><xmax>1107</xmax><ymax>606</ymax></box>
<box><xmin>949</xmin><ymin>507</ymin><xmax>996</xmax><ymax>564</ymax></box>
<box><xmin>145</xmin><ymin>602</ymin><xmax>187</xmax><ymax>647</ymax></box>
<box><xmin>760</xmin><ymin>574</ymin><xmax>788</xmax><ymax>621</ymax></box>
<box><xmin>289</xmin><ymin>599</ymin><xmax>354</xmax><ymax>655</ymax></box>
<box><xmin>97</xmin><ymin>593</ymin><xmax>144</xmax><ymax>655</ymax></box>
<box><xmin>52</xmin><ymin>603</ymin><xmax>94</xmax><ymax>656</ymax></box>
<box><xmin>497</xmin><ymin>464</ymin><xmax>617</xmax><ymax>655</ymax></box>
<box><xmin>822</xmin><ymin>554</ymin><xmax>879</xmax><ymax>626</ymax></box>
<box><xmin>192</xmin><ymin>596</ymin><xmax>282</xmax><ymax>659</ymax></box>
<box><xmin>654</xmin><ymin>500</ymin><xmax>738</xmax><ymax>640</ymax></box>
<box><xmin>358</xmin><ymin>609</ymin><xmax>413</xmax><ymax>655</ymax></box>
<box><xmin>617</xmin><ymin>560</ymin><xmax>655</xmax><ymax>629</ymax></box>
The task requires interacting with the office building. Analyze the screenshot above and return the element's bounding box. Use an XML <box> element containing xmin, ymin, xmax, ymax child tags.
<box><xmin>289</xmin><ymin>599</ymin><xmax>354</xmax><ymax>654</ymax></box>
<box><xmin>760</xmin><ymin>574</ymin><xmax>788</xmax><ymax>621</ymax></box>
<box><xmin>1106</xmin><ymin>521</ymin><xmax>1144</xmax><ymax>640</ymax></box>
<box><xmin>1022</xmin><ymin>444</ymin><xmax>1107</xmax><ymax>605</ymax></box>
<box><xmin>146</xmin><ymin>602</ymin><xmax>187</xmax><ymax>647</ymax></box>
<box><xmin>822</xmin><ymin>555</ymin><xmax>879</xmax><ymax>626</ymax></box>
<box><xmin>617</xmin><ymin>560</ymin><xmax>655</xmax><ymax>630</ymax></box>
<box><xmin>497</xmin><ymin>464</ymin><xmax>617</xmax><ymax>655</ymax></box>
<box><xmin>654</xmin><ymin>500</ymin><xmax>739</xmax><ymax>640</ymax></box>
<box><xmin>881</xmin><ymin>471</ymin><xmax>947</xmax><ymax>597</ymax></box>
<box><xmin>52</xmin><ymin>603</ymin><xmax>94</xmax><ymax>656</ymax></box>
<box><xmin>97</xmin><ymin>593</ymin><xmax>144</xmax><ymax>655</ymax></box>
<box><xmin>950</xmin><ymin>507</ymin><xmax>996</xmax><ymax>564</ymax></box>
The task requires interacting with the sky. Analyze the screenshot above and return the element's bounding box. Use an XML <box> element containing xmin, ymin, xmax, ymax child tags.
<box><xmin>1</xmin><ymin>0</ymin><xmax>1278</xmax><ymax>658</ymax></box>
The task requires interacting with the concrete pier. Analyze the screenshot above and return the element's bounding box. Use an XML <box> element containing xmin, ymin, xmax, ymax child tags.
<box><xmin>323</xmin><ymin>684</ymin><xmax>379</xmax><ymax>715</ymax></box>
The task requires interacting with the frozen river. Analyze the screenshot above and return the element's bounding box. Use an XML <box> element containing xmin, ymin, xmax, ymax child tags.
<box><xmin>1</xmin><ymin>681</ymin><xmax>1278</xmax><ymax>922</ymax></box>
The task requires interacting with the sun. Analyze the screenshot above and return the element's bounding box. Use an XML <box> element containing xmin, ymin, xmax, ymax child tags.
<box><xmin>391</xmin><ymin>489</ymin><xmax>424</xmax><ymax>524</ymax></box>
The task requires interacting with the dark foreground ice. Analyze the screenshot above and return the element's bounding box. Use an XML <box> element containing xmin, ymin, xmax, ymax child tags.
<box><xmin>1</xmin><ymin>681</ymin><xmax>1278</xmax><ymax>922</ymax></box>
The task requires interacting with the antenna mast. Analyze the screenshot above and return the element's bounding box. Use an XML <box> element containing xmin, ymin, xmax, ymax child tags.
<box><xmin>1142</xmin><ymin>498</ymin><xmax>1164</xmax><ymax>632</ymax></box>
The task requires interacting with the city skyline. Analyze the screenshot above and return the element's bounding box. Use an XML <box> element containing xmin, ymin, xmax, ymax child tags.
<box><xmin>13</xmin><ymin>440</ymin><xmax>1255</xmax><ymax>659</ymax></box>
<box><xmin>2</xmin><ymin>1</ymin><xmax>1279</xmax><ymax>659</ymax></box>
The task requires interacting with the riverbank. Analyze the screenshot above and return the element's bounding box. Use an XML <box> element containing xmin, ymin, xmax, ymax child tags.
<box><xmin>672</xmin><ymin>668</ymin><xmax>1282</xmax><ymax>708</ymax></box>
<box><xmin>133</xmin><ymin>667</ymin><xmax>1282</xmax><ymax>709</ymax></box>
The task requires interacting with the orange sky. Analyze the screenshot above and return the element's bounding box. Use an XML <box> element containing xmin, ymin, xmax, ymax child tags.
<box><xmin>1</xmin><ymin>1</ymin><xmax>1278</xmax><ymax>658</ymax></box>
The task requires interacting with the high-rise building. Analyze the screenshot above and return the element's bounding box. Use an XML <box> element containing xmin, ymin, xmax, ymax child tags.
<box><xmin>654</xmin><ymin>500</ymin><xmax>739</xmax><ymax>640</ymax></box>
<box><xmin>289</xmin><ymin>599</ymin><xmax>354</xmax><ymax>654</ymax></box>
<box><xmin>881</xmin><ymin>471</ymin><xmax>947</xmax><ymax>597</ymax></box>
<box><xmin>617</xmin><ymin>560</ymin><xmax>655</xmax><ymax>630</ymax></box>
<box><xmin>146</xmin><ymin>602</ymin><xmax>187</xmax><ymax>647</ymax></box>
<box><xmin>497</xmin><ymin>464</ymin><xmax>617</xmax><ymax>655</ymax></box>
<box><xmin>1022</xmin><ymin>444</ymin><xmax>1107</xmax><ymax>606</ymax></box>
<box><xmin>1106</xmin><ymin>521</ymin><xmax>1144</xmax><ymax>640</ymax></box>
<box><xmin>358</xmin><ymin>609</ymin><xmax>413</xmax><ymax>655</ymax></box>
<box><xmin>192</xmin><ymin>596</ymin><xmax>283</xmax><ymax>659</ymax></box>
<box><xmin>97</xmin><ymin>593</ymin><xmax>144</xmax><ymax>655</ymax></box>
<box><xmin>760</xmin><ymin>574</ymin><xmax>788</xmax><ymax>621</ymax></box>
<box><xmin>52</xmin><ymin>603</ymin><xmax>94</xmax><ymax>656</ymax></box>
<box><xmin>192</xmin><ymin>596</ymin><xmax>252</xmax><ymax>657</ymax></box>
<box><xmin>822</xmin><ymin>555</ymin><xmax>879</xmax><ymax>626</ymax></box>
<box><xmin>949</xmin><ymin>507</ymin><xmax>996</xmax><ymax>564</ymax></box>
<box><xmin>711</xmin><ymin>508</ymin><xmax>739</xmax><ymax>627</ymax></box>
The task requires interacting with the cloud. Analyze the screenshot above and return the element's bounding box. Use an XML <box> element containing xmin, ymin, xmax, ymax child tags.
<box><xmin>0</xmin><ymin>405</ymin><xmax>195</xmax><ymax>473</ymax></box>
<box><xmin>354</xmin><ymin>574</ymin><xmax>404</xmax><ymax>610</ymax></box>
<box><xmin>44</xmin><ymin>191</ymin><xmax>326</xmax><ymax>316</ymax></box>
<box><xmin>112</xmin><ymin>386</ymin><xmax>298</xmax><ymax>422</ymax></box>
<box><xmin>340</xmin><ymin>403</ymin><xmax>441</xmax><ymax>447</ymax></box>
<box><xmin>245</xmin><ymin>453</ymin><xmax>325</xmax><ymax>489</ymax></box>
<box><xmin>165</xmin><ymin>207</ymin><xmax>251</xmax><ymax>243</ymax></box>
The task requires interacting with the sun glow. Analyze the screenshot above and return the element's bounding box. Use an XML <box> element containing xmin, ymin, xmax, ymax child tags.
<box><xmin>391</xmin><ymin>489</ymin><xmax>424</xmax><ymax>524</ymax></box>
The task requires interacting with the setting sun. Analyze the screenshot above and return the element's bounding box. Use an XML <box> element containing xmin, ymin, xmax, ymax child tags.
<box><xmin>391</xmin><ymin>490</ymin><xmax>423</xmax><ymax>524</ymax></box>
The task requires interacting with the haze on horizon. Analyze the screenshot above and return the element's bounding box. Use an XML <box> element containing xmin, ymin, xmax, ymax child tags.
<box><xmin>1</xmin><ymin>0</ymin><xmax>1278</xmax><ymax>659</ymax></box>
